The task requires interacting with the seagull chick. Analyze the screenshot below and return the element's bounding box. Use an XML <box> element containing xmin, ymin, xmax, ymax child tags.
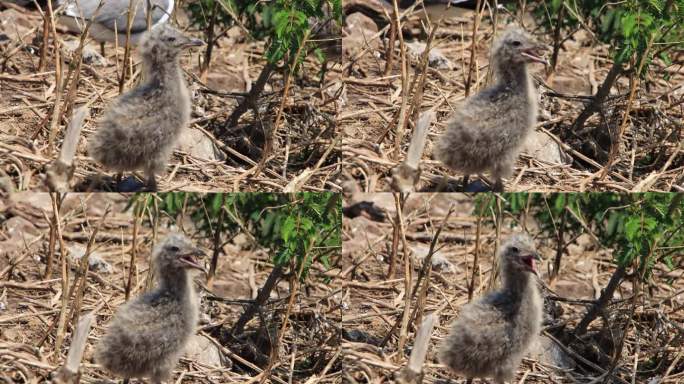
<box><xmin>434</xmin><ymin>26</ymin><xmax>547</xmax><ymax>191</ymax></box>
<box><xmin>88</xmin><ymin>24</ymin><xmax>203</xmax><ymax>191</ymax></box>
<box><xmin>95</xmin><ymin>233</ymin><xmax>205</xmax><ymax>384</ymax></box>
<box><xmin>438</xmin><ymin>234</ymin><xmax>543</xmax><ymax>383</ymax></box>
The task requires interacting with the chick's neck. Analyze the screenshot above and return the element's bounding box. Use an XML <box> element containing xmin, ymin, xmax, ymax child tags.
<box><xmin>142</xmin><ymin>52</ymin><xmax>183</xmax><ymax>88</ymax></box>
<box><xmin>156</xmin><ymin>265</ymin><xmax>193</xmax><ymax>299</ymax></box>
<box><xmin>494</xmin><ymin>58</ymin><xmax>531</xmax><ymax>92</ymax></box>
<box><xmin>501</xmin><ymin>262</ymin><xmax>535</xmax><ymax>302</ymax></box>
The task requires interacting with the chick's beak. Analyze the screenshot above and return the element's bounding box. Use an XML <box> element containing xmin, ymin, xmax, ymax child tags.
<box><xmin>520</xmin><ymin>44</ymin><xmax>549</xmax><ymax>65</ymax></box>
<box><xmin>178</xmin><ymin>248</ymin><xmax>206</xmax><ymax>272</ymax></box>
<box><xmin>183</xmin><ymin>38</ymin><xmax>205</xmax><ymax>48</ymax></box>
<box><xmin>520</xmin><ymin>253</ymin><xmax>539</xmax><ymax>276</ymax></box>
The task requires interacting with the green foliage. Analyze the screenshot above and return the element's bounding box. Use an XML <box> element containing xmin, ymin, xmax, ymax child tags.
<box><xmin>475</xmin><ymin>193</ymin><xmax>684</xmax><ymax>279</ymax></box>
<box><xmin>529</xmin><ymin>0</ymin><xmax>684</xmax><ymax>76</ymax></box>
<box><xmin>185</xmin><ymin>0</ymin><xmax>342</xmax><ymax>67</ymax></box>
<box><xmin>129</xmin><ymin>193</ymin><xmax>341</xmax><ymax>281</ymax></box>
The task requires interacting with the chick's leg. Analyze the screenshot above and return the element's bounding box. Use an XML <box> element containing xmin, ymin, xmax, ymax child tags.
<box><xmin>492</xmin><ymin>178</ymin><xmax>504</xmax><ymax>192</ymax></box>
<box><xmin>145</xmin><ymin>173</ymin><xmax>158</xmax><ymax>192</ymax></box>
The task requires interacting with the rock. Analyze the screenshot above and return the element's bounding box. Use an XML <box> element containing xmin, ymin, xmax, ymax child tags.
<box><xmin>61</xmin><ymin>40</ymin><xmax>108</xmax><ymax>66</ymax></box>
<box><xmin>343</xmin><ymin>12</ymin><xmax>380</xmax><ymax>57</ymax></box>
<box><xmin>0</xmin><ymin>216</ymin><xmax>41</xmax><ymax>257</ymax></box>
<box><xmin>0</xmin><ymin>9</ymin><xmax>36</xmax><ymax>43</ymax></box>
<box><xmin>523</xmin><ymin>130</ymin><xmax>571</xmax><ymax>165</ymax></box>
<box><xmin>205</xmin><ymin>72</ymin><xmax>246</xmax><ymax>93</ymax></box>
<box><xmin>530</xmin><ymin>335</ymin><xmax>575</xmax><ymax>370</ymax></box>
<box><xmin>4</xmin><ymin>215</ymin><xmax>40</xmax><ymax>239</ymax></box>
<box><xmin>177</xmin><ymin>128</ymin><xmax>226</xmax><ymax>162</ymax></box>
<box><xmin>184</xmin><ymin>335</ymin><xmax>227</xmax><ymax>368</ymax></box>
<box><xmin>67</xmin><ymin>244</ymin><xmax>112</xmax><ymax>273</ymax></box>
<box><xmin>405</xmin><ymin>41</ymin><xmax>452</xmax><ymax>69</ymax></box>
<box><xmin>410</xmin><ymin>244</ymin><xmax>455</xmax><ymax>273</ymax></box>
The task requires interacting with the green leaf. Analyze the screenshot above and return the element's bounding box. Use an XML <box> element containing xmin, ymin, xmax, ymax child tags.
<box><xmin>281</xmin><ymin>215</ymin><xmax>296</xmax><ymax>242</ymax></box>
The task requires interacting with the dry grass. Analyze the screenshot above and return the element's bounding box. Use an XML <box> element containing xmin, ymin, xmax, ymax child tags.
<box><xmin>341</xmin><ymin>193</ymin><xmax>684</xmax><ymax>383</ymax></box>
<box><xmin>0</xmin><ymin>4</ymin><xmax>342</xmax><ymax>192</ymax></box>
<box><xmin>0</xmin><ymin>193</ymin><xmax>342</xmax><ymax>383</ymax></box>
<box><xmin>340</xmin><ymin>4</ymin><xmax>684</xmax><ymax>192</ymax></box>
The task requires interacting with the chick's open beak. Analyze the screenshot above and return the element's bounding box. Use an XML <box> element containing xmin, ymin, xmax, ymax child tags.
<box><xmin>178</xmin><ymin>248</ymin><xmax>206</xmax><ymax>272</ymax></box>
<box><xmin>520</xmin><ymin>253</ymin><xmax>539</xmax><ymax>276</ymax></box>
<box><xmin>520</xmin><ymin>44</ymin><xmax>549</xmax><ymax>65</ymax></box>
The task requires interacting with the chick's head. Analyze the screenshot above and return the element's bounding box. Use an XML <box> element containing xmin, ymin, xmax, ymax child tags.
<box><xmin>140</xmin><ymin>24</ymin><xmax>204</xmax><ymax>62</ymax></box>
<box><xmin>154</xmin><ymin>232</ymin><xmax>205</xmax><ymax>272</ymax></box>
<box><xmin>492</xmin><ymin>26</ymin><xmax>548</xmax><ymax>66</ymax></box>
<box><xmin>500</xmin><ymin>233</ymin><xmax>540</xmax><ymax>276</ymax></box>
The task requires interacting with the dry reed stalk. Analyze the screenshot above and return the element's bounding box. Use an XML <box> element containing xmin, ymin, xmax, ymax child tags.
<box><xmin>70</xmin><ymin>204</ymin><xmax>111</xmax><ymax>325</ymax></box>
<box><xmin>464</xmin><ymin>0</ymin><xmax>483</xmax><ymax>97</ymax></box>
<box><xmin>601</xmin><ymin>34</ymin><xmax>655</xmax><ymax>181</ymax></box>
<box><xmin>52</xmin><ymin>193</ymin><xmax>70</xmax><ymax>355</ymax></box>
<box><xmin>46</xmin><ymin>0</ymin><xmax>63</xmax><ymax>154</ymax></box>
<box><xmin>60</xmin><ymin>2</ymin><xmax>102</xmax><ymax>121</ymax></box>
<box><xmin>468</xmin><ymin>194</ymin><xmax>491</xmax><ymax>301</ymax></box>
<box><xmin>207</xmin><ymin>194</ymin><xmax>225</xmax><ymax>289</ymax></box>
<box><xmin>384</xmin><ymin>6</ymin><xmax>397</xmax><ymax>76</ymax></box>
<box><xmin>45</xmin><ymin>203</ymin><xmax>57</xmax><ymax>279</ymax></box>
<box><xmin>125</xmin><ymin>201</ymin><xmax>145</xmax><ymax>300</ymax></box>
<box><xmin>487</xmin><ymin>196</ymin><xmax>503</xmax><ymax>291</ymax></box>
<box><xmin>119</xmin><ymin>0</ymin><xmax>139</xmax><ymax>94</ymax></box>
<box><xmin>395</xmin><ymin>193</ymin><xmax>412</xmax><ymax>360</ymax></box>
<box><xmin>34</xmin><ymin>0</ymin><xmax>49</xmax><ymax>71</ymax></box>
<box><xmin>391</xmin><ymin>0</ymin><xmax>409</xmax><ymax>160</ymax></box>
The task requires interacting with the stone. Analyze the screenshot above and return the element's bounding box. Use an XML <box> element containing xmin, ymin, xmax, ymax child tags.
<box><xmin>523</xmin><ymin>130</ymin><xmax>571</xmax><ymax>165</ymax></box>
<box><xmin>61</xmin><ymin>40</ymin><xmax>108</xmax><ymax>66</ymax></box>
<box><xmin>184</xmin><ymin>335</ymin><xmax>225</xmax><ymax>367</ymax></box>
<box><xmin>67</xmin><ymin>243</ymin><xmax>113</xmax><ymax>273</ymax></box>
<box><xmin>0</xmin><ymin>9</ymin><xmax>35</xmax><ymax>43</ymax></box>
<box><xmin>205</xmin><ymin>72</ymin><xmax>246</xmax><ymax>93</ymax></box>
<box><xmin>343</xmin><ymin>12</ymin><xmax>380</xmax><ymax>57</ymax></box>
<box><xmin>530</xmin><ymin>334</ymin><xmax>575</xmax><ymax>370</ymax></box>
<box><xmin>177</xmin><ymin>128</ymin><xmax>226</xmax><ymax>162</ymax></box>
<box><xmin>411</xmin><ymin>244</ymin><xmax>455</xmax><ymax>273</ymax></box>
<box><xmin>405</xmin><ymin>41</ymin><xmax>452</xmax><ymax>69</ymax></box>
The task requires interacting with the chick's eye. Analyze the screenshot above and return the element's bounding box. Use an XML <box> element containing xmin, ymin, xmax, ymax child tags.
<box><xmin>511</xmin><ymin>40</ymin><xmax>521</xmax><ymax>46</ymax></box>
<box><xmin>169</xmin><ymin>245</ymin><xmax>180</xmax><ymax>252</ymax></box>
<box><xmin>510</xmin><ymin>246</ymin><xmax>519</xmax><ymax>253</ymax></box>
<box><xmin>167</xmin><ymin>37</ymin><xmax>176</xmax><ymax>42</ymax></box>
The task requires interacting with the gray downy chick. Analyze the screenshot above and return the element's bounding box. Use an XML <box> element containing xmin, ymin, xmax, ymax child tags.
<box><xmin>434</xmin><ymin>26</ymin><xmax>547</xmax><ymax>191</ymax></box>
<box><xmin>95</xmin><ymin>233</ymin><xmax>205</xmax><ymax>383</ymax></box>
<box><xmin>88</xmin><ymin>24</ymin><xmax>203</xmax><ymax>191</ymax></box>
<box><xmin>438</xmin><ymin>234</ymin><xmax>543</xmax><ymax>384</ymax></box>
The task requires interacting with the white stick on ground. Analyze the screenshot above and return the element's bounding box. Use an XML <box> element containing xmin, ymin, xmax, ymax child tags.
<box><xmin>397</xmin><ymin>313</ymin><xmax>438</xmax><ymax>384</ymax></box>
<box><xmin>391</xmin><ymin>110</ymin><xmax>435</xmax><ymax>192</ymax></box>
<box><xmin>52</xmin><ymin>312</ymin><xmax>95</xmax><ymax>384</ymax></box>
<box><xmin>46</xmin><ymin>106</ymin><xmax>89</xmax><ymax>192</ymax></box>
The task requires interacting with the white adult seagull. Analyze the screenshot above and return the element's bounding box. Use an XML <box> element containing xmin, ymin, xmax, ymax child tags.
<box><xmin>56</xmin><ymin>0</ymin><xmax>174</xmax><ymax>45</ymax></box>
